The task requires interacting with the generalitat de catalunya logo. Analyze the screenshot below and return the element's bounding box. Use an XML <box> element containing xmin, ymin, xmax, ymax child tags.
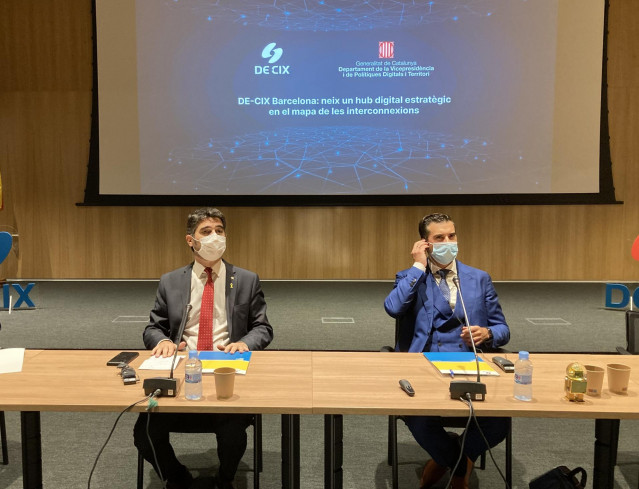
<box><xmin>261</xmin><ymin>42</ymin><xmax>283</xmax><ymax>64</ymax></box>
<box><xmin>379</xmin><ymin>41</ymin><xmax>394</xmax><ymax>59</ymax></box>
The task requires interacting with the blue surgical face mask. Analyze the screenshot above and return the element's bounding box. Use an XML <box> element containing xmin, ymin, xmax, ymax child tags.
<box><xmin>429</xmin><ymin>242</ymin><xmax>458</xmax><ymax>265</ymax></box>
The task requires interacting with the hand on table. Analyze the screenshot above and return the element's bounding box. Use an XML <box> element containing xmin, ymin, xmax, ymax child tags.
<box><xmin>217</xmin><ymin>341</ymin><xmax>250</xmax><ymax>354</ymax></box>
<box><xmin>151</xmin><ymin>340</ymin><xmax>186</xmax><ymax>357</ymax></box>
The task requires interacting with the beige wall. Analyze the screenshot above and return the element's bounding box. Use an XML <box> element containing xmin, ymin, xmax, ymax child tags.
<box><xmin>1</xmin><ymin>0</ymin><xmax>638</xmax><ymax>280</ymax></box>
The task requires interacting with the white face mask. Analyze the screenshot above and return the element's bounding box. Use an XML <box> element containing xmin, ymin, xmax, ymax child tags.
<box><xmin>192</xmin><ymin>234</ymin><xmax>226</xmax><ymax>262</ymax></box>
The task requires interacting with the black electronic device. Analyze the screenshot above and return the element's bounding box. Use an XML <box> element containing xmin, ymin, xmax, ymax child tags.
<box><xmin>142</xmin><ymin>303</ymin><xmax>192</xmax><ymax>397</ymax></box>
<box><xmin>492</xmin><ymin>356</ymin><xmax>515</xmax><ymax>373</ymax></box>
<box><xmin>449</xmin><ymin>381</ymin><xmax>486</xmax><ymax>401</ymax></box>
<box><xmin>399</xmin><ymin>379</ymin><xmax>415</xmax><ymax>397</ymax></box>
<box><xmin>143</xmin><ymin>377</ymin><xmax>180</xmax><ymax>396</ymax></box>
<box><xmin>106</xmin><ymin>351</ymin><xmax>139</xmax><ymax>366</ymax></box>
<box><xmin>120</xmin><ymin>365</ymin><xmax>139</xmax><ymax>385</ymax></box>
<box><xmin>449</xmin><ymin>276</ymin><xmax>486</xmax><ymax>401</ymax></box>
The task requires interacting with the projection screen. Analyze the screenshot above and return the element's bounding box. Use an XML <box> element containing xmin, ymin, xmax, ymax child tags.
<box><xmin>87</xmin><ymin>0</ymin><xmax>615</xmax><ymax>206</ymax></box>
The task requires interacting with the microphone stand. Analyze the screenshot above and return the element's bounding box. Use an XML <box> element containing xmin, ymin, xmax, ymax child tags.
<box><xmin>449</xmin><ymin>276</ymin><xmax>486</xmax><ymax>401</ymax></box>
<box><xmin>143</xmin><ymin>304</ymin><xmax>193</xmax><ymax>397</ymax></box>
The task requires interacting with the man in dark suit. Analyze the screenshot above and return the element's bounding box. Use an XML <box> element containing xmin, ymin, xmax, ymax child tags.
<box><xmin>134</xmin><ymin>207</ymin><xmax>273</xmax><ymax>489</ymax></box>
<box><xmin>384</xmin><ymin>213</ymin><xmax>509</xmax><ymax>489</ymax></box>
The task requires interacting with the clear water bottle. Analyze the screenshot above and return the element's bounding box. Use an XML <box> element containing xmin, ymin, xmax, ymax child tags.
<box><xmin>514</xmin><ymin>351</ymin><xmax>533</xmax><ymax>401</ymax></box>
<box><xmin>184</xmin><ymin>350</ymin><xmax>202</xmax><ymax>400</ymax></box>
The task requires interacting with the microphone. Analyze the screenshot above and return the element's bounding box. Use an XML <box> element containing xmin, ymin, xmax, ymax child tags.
<box><xmin>449</xmin><ymin>276</ymin><xmax>486</xmax><ymax>401</ymax></box>
<box><xmin>453</xmin><ymin>277</ymin><xmax>481</xmax><ymax>384</ymax></box>
<box><xmin>169</xmin><ymin>304</ymin><xmax>192</xmax><ymax>380</ymax></box>
<box><xmin>143</xmin><ymin>304</ymin><xmax>192</xmax><ymax>397</ymax></box>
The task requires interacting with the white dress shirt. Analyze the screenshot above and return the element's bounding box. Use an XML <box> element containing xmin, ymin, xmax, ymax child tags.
<box><xmin>413</xmin><ymin>260</ymin><xmax>458</xmax><ymax>309</ymax></box>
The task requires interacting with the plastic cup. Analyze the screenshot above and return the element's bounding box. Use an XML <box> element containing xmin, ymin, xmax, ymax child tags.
<box><xmin>214</xmin><ymin>367</ymin><xmax>236</xmax><ymax>399</ymax></box>
<box><xmin>606</xmin><ymin>363</ymin><xmax>631</xmax><ymax>394</ymax></box>
<box><xmin>584</xmin><ymin>365</ymin><xmax>605</xmax><ymax>397</ymax></box>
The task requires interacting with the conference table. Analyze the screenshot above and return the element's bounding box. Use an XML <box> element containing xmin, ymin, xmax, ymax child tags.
<box><xmin>0</xmin><ymin>349</ymin><xmax>313</xmax><ymax>489</ymax></box>
<box><xmin>1</xmin><ymin>350</ymin><xmax>638</xmax><ymax>489</ymax></box>
<box><xmin>312</xmin><ymin>351</ymin><xmax>639</xmax><ymax>489</ymax></box>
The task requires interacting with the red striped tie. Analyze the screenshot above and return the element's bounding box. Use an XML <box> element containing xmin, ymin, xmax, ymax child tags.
<box><xmin>197</xmin><ymin>267</ymin><xmax>214</xmax><ymax>351</ymax></box>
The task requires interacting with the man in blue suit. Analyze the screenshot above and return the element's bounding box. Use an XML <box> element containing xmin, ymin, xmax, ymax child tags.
<box><xmin>384</xmin><ymin>213</ymin><xmax>510</xmax><ymax>489</ymax></box>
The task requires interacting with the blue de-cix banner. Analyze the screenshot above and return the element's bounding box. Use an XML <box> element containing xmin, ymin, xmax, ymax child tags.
<box><xmin>605</xmin><ymin>284</ymin><xmax>639</xmax><ymax>309</ymax></box>
<box><xmin>0</xmin><ymin>231</ymin><xmax>36</xmax><ymax>309</ymax></box>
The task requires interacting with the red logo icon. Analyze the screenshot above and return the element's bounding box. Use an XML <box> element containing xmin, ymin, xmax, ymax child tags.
<box><xmin>379</xmin><ymin>41</ymin><xmax>394</xmax><ymax>59</ymax></box>
<box><xmin>632</xmin><ymin>235</ymin><xmax>639</xmax><ymax>261</ymax></box>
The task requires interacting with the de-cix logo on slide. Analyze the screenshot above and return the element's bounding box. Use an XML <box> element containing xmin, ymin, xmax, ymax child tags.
<box><xmin>254</xmin><ymin>42</ymin><xmax>290</xmax><ymax>75</ymax></box>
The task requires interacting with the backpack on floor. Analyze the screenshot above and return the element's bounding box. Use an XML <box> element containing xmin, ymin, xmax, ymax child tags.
<box><xmin>529</xmin><ymin>465</ymin><xmax>587</xmax><ymax>489</ymax></box>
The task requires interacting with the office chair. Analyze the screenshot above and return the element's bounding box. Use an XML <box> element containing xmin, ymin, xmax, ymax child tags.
<box><xmin>616</xmin><ymin>310</ymin><xmax>639</xmax><ymax>355</ymax></box>
<box><xmin>0</xmin><ymin>411</ymin><xmax>7</xmax><ymax>465</ymax></box>
<box><xmin>383</xmin><ymin>319</ymin><xmax>512</xmax><ymax>489</ymax></box>
<box><xmin>136</xmin><ymin>414</ymin><xmax>263</xmax><ymax>489</ymax></box>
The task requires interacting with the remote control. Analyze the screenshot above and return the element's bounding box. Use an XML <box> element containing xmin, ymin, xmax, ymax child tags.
<box><xmin>399</xmin><ymin>379</ymin><xmax>415</xmax><ymax>396</ymax></box>
<box><xmin>492</xmin><ymin>356</ymin><xmax>515</xmax><ymax>373</ymax></box>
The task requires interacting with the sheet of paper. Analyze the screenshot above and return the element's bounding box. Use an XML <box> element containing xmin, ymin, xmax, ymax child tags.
<box><xmin>139</xmin><ymin>355</ymin><xmax>184</xmax><ymax>370</ymax></box>
<box><xmin>0</xmin><ymin>347</ymin><xmax>25</xmax><ymax>374</ymax></box>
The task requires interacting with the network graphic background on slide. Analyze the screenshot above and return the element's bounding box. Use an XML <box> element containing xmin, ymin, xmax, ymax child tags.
<box><xmin>159</xmin><ymin>127</ymin><xmax>536</xmax><ymax>195</ymax></box>
<box><xmin>143</xmin><ymin>0</ymin><xmax>547</xmax><ymax>195</ymax></box>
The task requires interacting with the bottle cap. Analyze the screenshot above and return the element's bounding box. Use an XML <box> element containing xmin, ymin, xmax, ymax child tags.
<box><xmin>518</xmin><ymin>351</ymin><xmax>529</xmax><ymax>360</ymax></box>
<box><xmin>188</xmin><ymin>350</ymin><xmax>198</xmax><ymax>359</ymax></box>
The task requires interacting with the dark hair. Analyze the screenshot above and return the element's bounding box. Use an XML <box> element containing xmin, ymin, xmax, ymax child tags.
<box><xmin>186</xmin><ymin>208</ymin><xmax>226</xmax><ymax>236</ymax></box>
<box><xmin>418</xmin><ymin>213</ymin><xmax>453</xmax><ymax>239</ymax></box>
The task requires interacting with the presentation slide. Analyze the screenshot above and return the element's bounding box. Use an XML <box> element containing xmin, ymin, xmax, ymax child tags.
<box><xmin>96</xmin><ymin>0</ymin><xmax>605</xmax><ymax>198</ymax></box>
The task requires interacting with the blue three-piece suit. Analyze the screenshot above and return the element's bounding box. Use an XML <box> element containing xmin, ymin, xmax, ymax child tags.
<box><xmin>384</xmin><ymin>260</ymin><xmax>510</xmax><ymax>474</ymax></box>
